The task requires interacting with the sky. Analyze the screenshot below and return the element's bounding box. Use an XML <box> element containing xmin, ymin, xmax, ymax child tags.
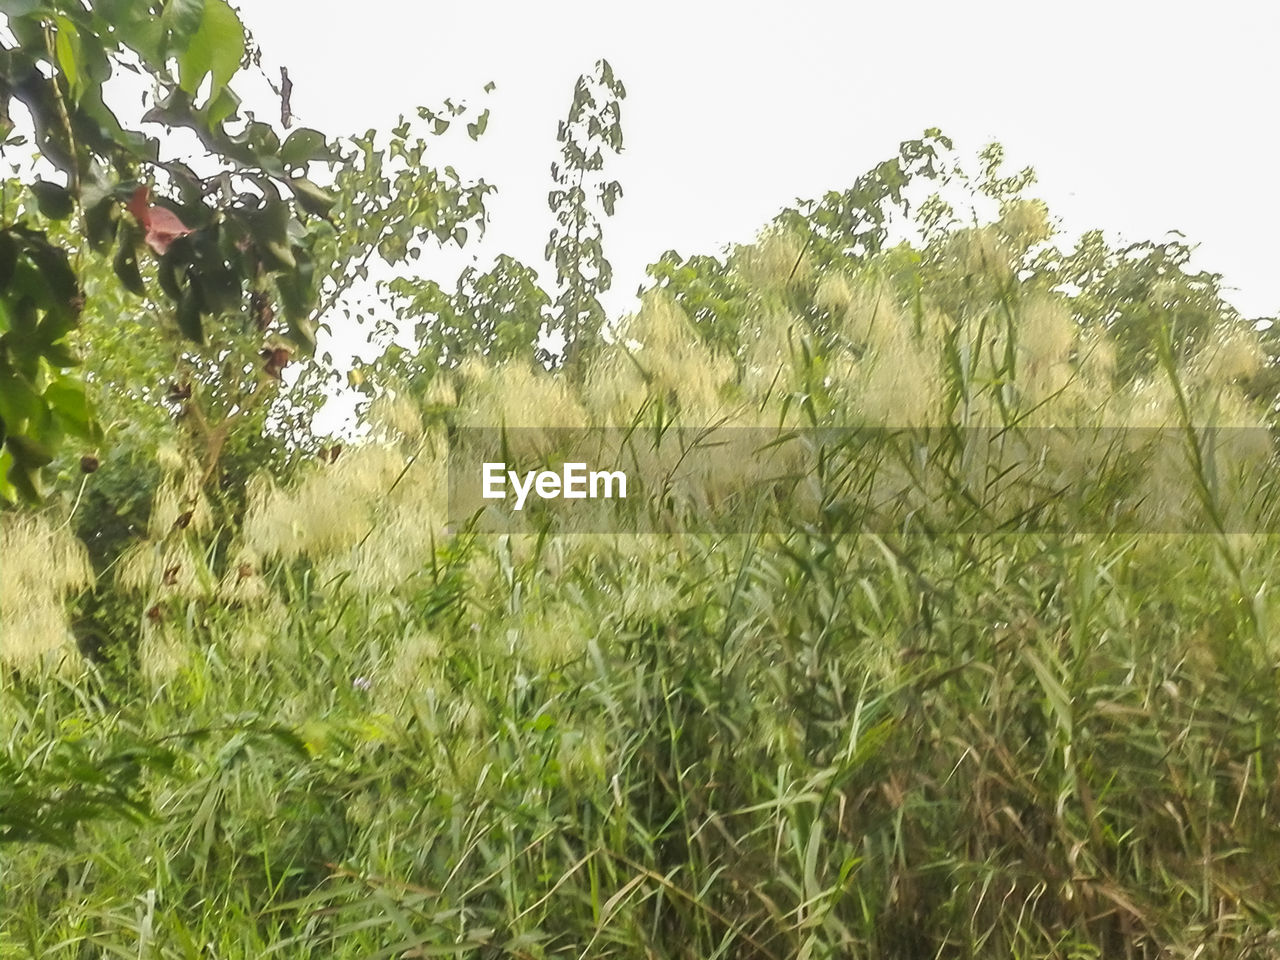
<box><xmin>241</xmin><ymin>0</ymin><xmax>1279</xmax><ymax>345</ymax></box>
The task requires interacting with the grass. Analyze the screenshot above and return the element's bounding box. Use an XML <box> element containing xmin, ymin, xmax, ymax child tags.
<box><xmin>5</xmin><ymin>218</ymin><xmax>1280</xmax><ymax>958</ymax></box>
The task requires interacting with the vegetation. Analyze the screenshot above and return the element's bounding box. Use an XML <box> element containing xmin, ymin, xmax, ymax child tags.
<box><xmin>4</xmin><ymin>4</ymin><xmax>1280</xmax><ymax>959</ymax></box>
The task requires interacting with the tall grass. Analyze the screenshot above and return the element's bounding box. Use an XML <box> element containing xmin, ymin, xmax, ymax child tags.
<box><xmin>4</xmin><ymin>212</ymin><xmax>1280</xmax><ymax>959</ymax></box>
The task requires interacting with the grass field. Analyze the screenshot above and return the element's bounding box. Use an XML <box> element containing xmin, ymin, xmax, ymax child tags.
<box><xmin>6</xmin><ymin>219</ymin><xmax>1280</xmax><ymax>958</ymax></box>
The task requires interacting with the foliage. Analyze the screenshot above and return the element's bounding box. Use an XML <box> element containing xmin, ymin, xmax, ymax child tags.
<box><xmin>6</xmin><ymin>76</ymin><xmax>1280</xmax><ymax>957</ymax></box>
<box><xmin>387</xmin><ymin>253</ymin><xmax>551</xmax><ymax>370</ymax></box>
<box><xmin>0</xmin><ymin>1</ymin><xmax>491</xmax><ymax>508</ymax></box>
<box><xmin>0</xmin><ymin>0</ymin><xmax>314</xmax><ymax>499</ymax></box>
<box><xmin>545</xmin><ymin>58</ymin><xmax>626</xmax><ymax>368</ymax></box>
<box><xmin>382</xmin><ymin>60</ymin><xmax>626</xmax><ymax>382</ymax></box>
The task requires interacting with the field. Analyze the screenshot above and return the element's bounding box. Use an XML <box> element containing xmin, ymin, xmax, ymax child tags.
<box><xmin>7</xmin><ymin>201</ymin><xmax>1280</xmax><ymax>958</ymax></box>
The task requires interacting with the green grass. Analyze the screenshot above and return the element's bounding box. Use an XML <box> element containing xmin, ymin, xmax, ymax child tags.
<box><xmin>7</xmin><ymin>523</ymin><xmax>1280</xmax><ymax>958</ymax></box>
<box><xmin>6</xmin><ymin>224</ymin><xmax>1280</xmax><ymax>958</ymax></box>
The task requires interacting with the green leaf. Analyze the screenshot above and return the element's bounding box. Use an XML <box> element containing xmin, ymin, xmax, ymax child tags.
<box><xmin>250</xmin><ymin>198</ymin><xmax>296</xmax><ymax>271</ymax></box>
<box><xmin>53</xmin><ymin>16</ymin><xmax>82</xmax><ymax>100</ymax></box>
<box><xmin>204</xmin><ymin>86</ymin><xmax>240</xmax><ymax>128</ymax></box>
<box><xmin>108</xmin><ymin>5</ymin><xmax>166</xmax><ymax>65</ymax></box>
<box><xmin>76</xmin><ymin>31</ymin><xmax>112</xmax><ymax>85</ymax></box>
<box><xmin>0</xmin><ymin>0</ymin><xmax>42</xmax><ymax>18</ymax></box>
<box><xmin>189</xmin><ymin>229</ymin><xmax>240</xmax><ymax>313</ymax></box>
<box><xmin>0</xmin><ymin>448</ymin><xmax>13</xmax><ymax>503</ymax></box>
<box><xmin>286</xmin><ymin>177</ymin><xmax>335</xmax><ymax>218</ymax></box>
<box><xmin>6</xmin><ymin>456</ymin><xmax>44</xmax><ymax>503</ymax></box>
<box><xmin>287</xmin><ymin>314</ymin><xmax>316</xmax><ymax>355</ymax></box>
<box><xmin>41</xmin><ymin>340</ymin><xmax>81</xmax><ymax>368</ymax></box>
<box><xmin>175</xmin><ymin>285</ymin><xmax>204</xmax><ymax>343</ymax></box>
<box><xmin>281</xmin><ymin>128</ymin><xmax>330</xmax><ymax>168</ymax></box>
<box><xmin>0</xmin><ymin>232</ymin><xmax>16</xmax><ymax>289</ymax></box>
<box><xmin>6</xmin><ymin>433</ymin><xmax>55</xmax><ymax>467</ymax></box>
<box><xmin>80</xmin><ymin>167</ymin><xmax>120</xmax><ymax>251</ymax></box>
<box><xmin>156</xmin><ymin>249</ymin><xmax>183</xmax><ymax>301</ymax></box>
<box><xmin>45</xmin><ymin>376</ymin><xmax>97</xmax><ymax>441</ymax></box>
<box><xmin>260</xmin><ymin>239</ymin><xmax>295</xmax><ymax>271</ymax></box>
<box><xmin>113</xmin><ymin>222</ymin><xmax>146</xmax><ymax>296</ymax></box>
<box><xmin>162</xmin><ymin>0</ymin><xmax>205</xmax><ymax>47</ymax></box>
<box><xmin>0</xmin><ymin>364</ymin><xmax>40</xmax><ymax>427</ymax></box>
<box><xmin>276</xmin><ymin>247</ymin><xmax>316</xmax><ymax>344</ymax></box>
<box><xmin>31</xmin><ymin>180</ymin><xmax>74</xmax><ymax>220</ymax></box>
<box><xmin>177</xmin><ymin>0</ymin><xmax>245</xmax><ymax>102</ymax></box>
<box><xmin>466</xmin><ymin>109</ymin><xmax>489</xmax><ymax>141</ymax></box>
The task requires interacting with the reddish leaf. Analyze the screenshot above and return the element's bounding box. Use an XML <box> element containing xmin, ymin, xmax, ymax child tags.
<box><xmin>128</xmin><ymin>185</ymin><xmax>194</xmax><ymax>255</ymax></box>
<box><xmin>126</xmin><ymin>185</ymin><xmax>149</xmax><ymax>223</ymax></box>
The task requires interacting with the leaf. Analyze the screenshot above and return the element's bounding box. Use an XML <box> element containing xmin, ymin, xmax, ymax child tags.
<box><xmin>260</xmin><ymin>239</ymin><xmax>295</xmax><ymax>272</ymax></box>
<box><xmin>466</xmin><ymin>108</ymin><xmax>489</xmax><ymax>141</ymax></box>
<box><xmin>24</xmin><ymin>239</ymin><xmax>78</xmax><ymax>305</ymax></box>
<box><xmin>287</xmin><ymin>314</ymin><xmax>316</xmax><ymax>355</ymax></box>
<box><xmin>0</xmin><ymin>448</ymin><xmax>12</xmax><ymax>503</ymax></box>
<box><xmin>177</xmin><ymin>0</ymin><xmax>245</xmax><ymax>102</ymax></box>
<box><xmin>281</xmin><ymin>127</ymin><xmax>330</xmax><ymax>168</ymax></box>
<box><xmin>112</xmin><ymin>223</ymin><xmax>146</xmax><ymax>296</ymax></box>
<box><xmin>162</xmin><ymin>0</ymin><xmax>205</xmax><ymax>47</ymax></box>
<box><xmin>6</xmin><ymin>433</ymin><xmax>55</xmax><ymax>467</ymax></box>
<box><xmin>276</xmin><ymin>247</ymin><xmax>316</xmax><ymax>343</ymax></box>
<box><xmin>44</xmin><ymin>376</ymin><xmax>96</xmax><ymax>441</ymax></box>
<box><xmin>53</xmin><ymin>16</ymin><xmax>82</xmax><ymax>101</ymax></box>
<box><xmin>249</xmin><ymin>198</ymin><xmax>295</xmax><ymax>271</ymax></box>
<box><xmin>0</xmin><ymin>0</ymin><xmax>42</xmax><ymax>15</ymax></box>
<box><xmin>31</xmin><ymin>180</ymin><xmax>74</xmax><ymax>220</ymax></box>
<box><xmin>175</xmin><ymin>285</ymin><xmax>204</xmax><ymax>343</ymax></box>
<box><xmin>286</xmin><ymin>177</ymin><xmax>335</xmax><ymax>217</ymax></box>
<box><xmin>109</xmin><ymin>6</ymin><xmax>166</xmax><ymax>65</ymax></box>
<box><xmin>189</xmin><ymin>230</ymin><xmax>240</xmax><ymax>313</ymax></box>
<box><xmin>41</xmin><ymin>340</ymin><xmax>81</xmax><ymax>368</ymax></box>
<box><xmin>6</xmin><ymin>457</ymin><xmax>44</xmax><ymax>503</ymax></box>
<box><xmin>80</xmin><ymin>167</ymin><xmax>119</xmax><ymax>251</ymax></box>
<box><xmin>204</xmin><ymin>86</ymin><xmax>240</xmax><ymax>128</ymax></box>
<box><xmin>0</xmin><ymin>233</ymin><xmax>15</xmax><ymax>289</ymax></box>
<box><xmin>0</xmin><ymin>364</ymin><xmax>40</xmax><ymax>427</ymax></box>
<box><xmin>156</xmin><ymin>249</ymin><xmax>183</xmax><ymax>301</ymax></box>
<box><xmin>128</xmin><ymin>186</ymin><xmax>194</xmax><ymax>254</ymax></box>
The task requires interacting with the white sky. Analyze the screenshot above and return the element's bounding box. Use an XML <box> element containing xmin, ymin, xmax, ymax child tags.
<box><xmin>243</xmin><ymin>0</ymin><xmax>1279</xmax><ymax>337</ymax></box>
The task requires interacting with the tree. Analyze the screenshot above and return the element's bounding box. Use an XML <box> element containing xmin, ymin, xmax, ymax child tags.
<box><xmin>544</xmin><ymin>58</ymin><xmax>625</xmax><ymax>369</ymax></box>
<box><xmin>0</xmin><ymin>1</ymin><xmax>492</xmax><ymax>508</ymax></box>
<box><xmin>0</xmin><ymin>0</ymin><xmax>319</xmax><ymax>500</ymax></box>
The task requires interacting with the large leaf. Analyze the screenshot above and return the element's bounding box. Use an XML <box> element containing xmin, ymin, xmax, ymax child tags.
<box><xmin>0</xmin><ymin>362</ymin><xmax>40</xmax><ymax>428</ymax></box>
<box><xmin>177</xmin><ymin>0</ymin><xmax>244</xmax><ymax>102</ymax></box>
<box><xmin>249</xmin><ymin>198</ymin><xmax>296</xmax><ymax>271</ymax></box>
<box><xmin>0</xmin><ymin>0</ymin><xmax>42</xmax><ymax>17</ymax></box>
<box><xmin>281</xmin><ymin>127</ymin><xmax>331</xmax><ymax>168</ymax></box>
<box><xmin>45</xmin><ymin>375</ymin><xmax>99</xmax><ymax>441</ymax></box>
<box><xmin>112</xmin><ymin>221</ymin><xmax>146</xmax><ymax>295</ymax></box>
<box><xmin>162</xmin><ymin>0</ymin><xmax>205</xmax><ymax>47</ymax></box>
<box><xmin>31</xmin><ymin>180</ymin><xmax>74</xmax><ymax>220</ymax></box>
<box><xmin>175</xmin><ymin>283</ymin><xmax>204</xmax><ymax>343</ymax></box>
<box><xmin>286</xmin><ymin>177</ymin><xmax>336</xmax><ymax>218</ymax></box>
<box><xmin>127</xmin><ymin>185</ymin><xmax>194</xmax><ymax>254</ymax></box>
<box><xmin>52</xmin><ymin>16</ymin><xmax>82</xmax><ymax>101</ymax></box>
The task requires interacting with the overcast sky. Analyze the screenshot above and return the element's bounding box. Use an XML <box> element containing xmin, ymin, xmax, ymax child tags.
<box><xmin>242</xmin><ymin>0</ymin><xmax>1278</xmax><ymax>330</ymax></box>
